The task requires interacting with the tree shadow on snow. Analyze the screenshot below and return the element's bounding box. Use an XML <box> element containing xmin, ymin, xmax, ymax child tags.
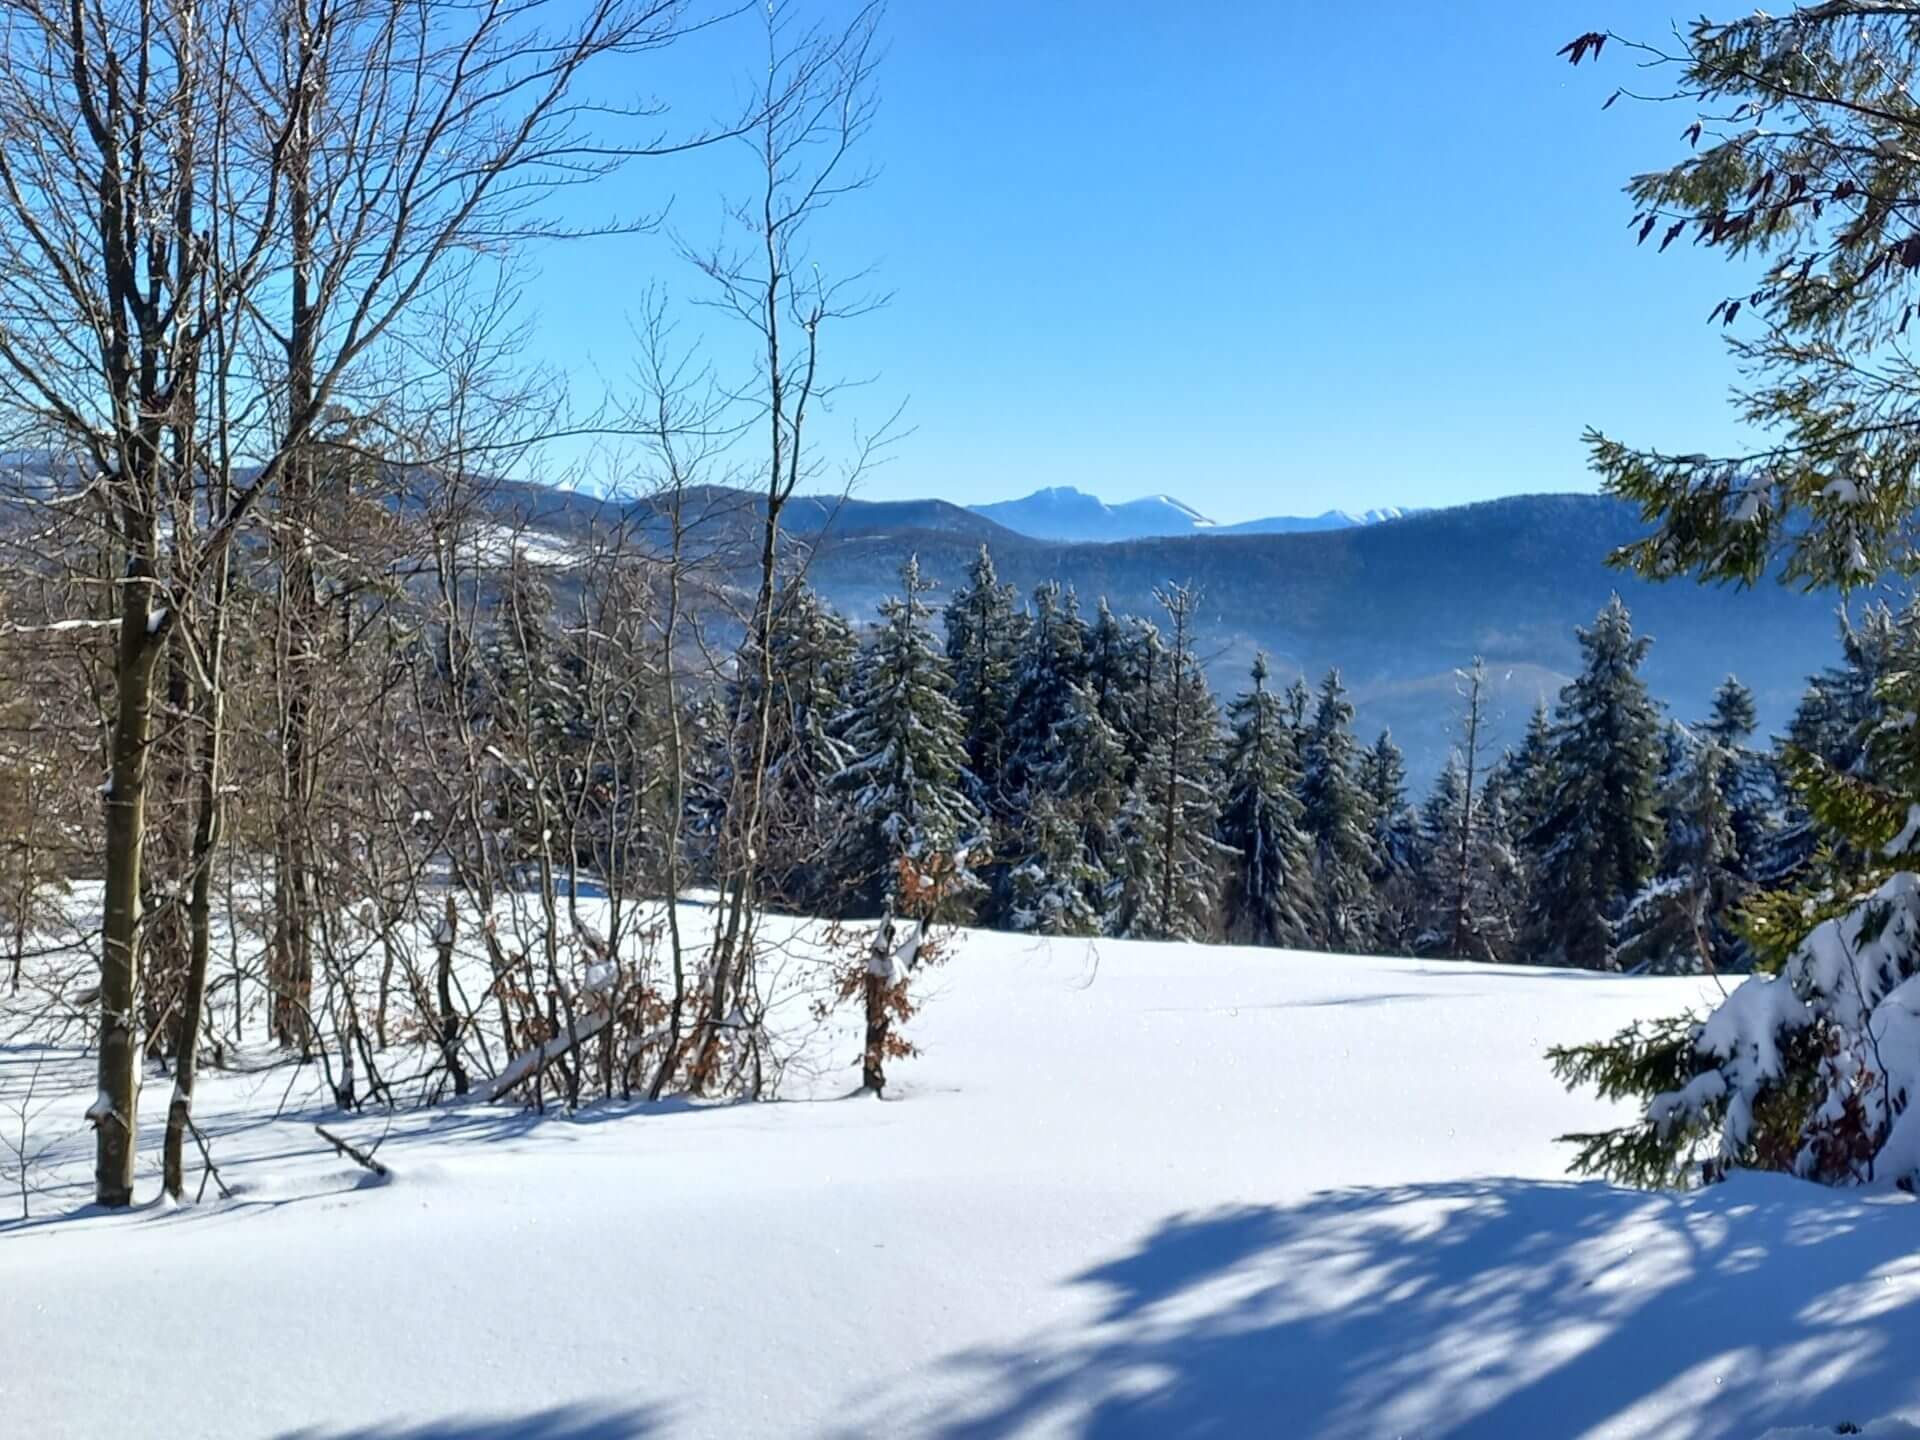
<box><xmin>859</xmin><ymin>1177</ymin><xmax>1920</xmax><ymax>1439</ymax></box>
<box><xmin>276</xmin><ymin>1399</ymin><xmax>665</xmax><ymax>1439</ymax></box>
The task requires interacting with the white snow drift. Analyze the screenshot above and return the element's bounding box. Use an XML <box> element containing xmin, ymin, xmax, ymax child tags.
<box><xmin>5</xmin><ymin>926</ymin><xmax>1920</xmax><ymax>1439</ymax></box>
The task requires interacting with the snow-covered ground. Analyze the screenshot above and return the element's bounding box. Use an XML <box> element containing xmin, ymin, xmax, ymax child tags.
<box><xmin>5</xmin><ymin>926</ymin><xmax>1919</xmax><ymax>1439</ymax></box>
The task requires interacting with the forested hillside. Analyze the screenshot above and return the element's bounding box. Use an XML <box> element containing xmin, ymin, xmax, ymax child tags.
<box><xmin>454</xmin><ymin>480</ymin><xmax>1857</xmax><ymax>783</ymax></box>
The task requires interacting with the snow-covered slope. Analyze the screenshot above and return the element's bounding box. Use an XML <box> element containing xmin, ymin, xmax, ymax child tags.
<box><xmin>7</xmin><ymin>927</ymin><xmax>1920</xmax><ymax>1438</ymax></box>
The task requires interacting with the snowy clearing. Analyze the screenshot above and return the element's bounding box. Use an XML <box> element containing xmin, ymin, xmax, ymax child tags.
<box><xmin>6</xmin><ymin>927</ymin><xmax>1919</xmax><ymax>1439</ymax></box>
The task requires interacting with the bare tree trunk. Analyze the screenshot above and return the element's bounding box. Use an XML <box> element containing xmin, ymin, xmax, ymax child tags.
<box><xmin>435</xmin><ymin>896</ymin><xmax>469</xmax><ymax>1097</ymax></box>
<box><xmin>273</xmin><ymin>36</ymin><xmax>320</xmax><ymax>1052</ymax></box>
<box><xmin>95</xmin><ymin>539</ymin><xmax>169</xmax><ymax>1207</ymax></box>
<box><xmin>1451</xmin><ymin>659</ymin><xmax>1487</xmax><ymax>961</ymax></box>
<box><xmin>861</xmin><ymin>916</ymin><xmax>894</xmax><ymax>1095</ymax></box>
<box><xmin>164</xmin><ymin>558</ymin><xmax>230</xmax><ymax>1199</ymax></box>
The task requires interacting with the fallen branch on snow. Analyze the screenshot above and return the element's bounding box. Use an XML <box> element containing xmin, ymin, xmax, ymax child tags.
<box><xmin>314</xmin><ymin>1125</ymin><xmax>390</xmax><ymax>1179</ymax></box>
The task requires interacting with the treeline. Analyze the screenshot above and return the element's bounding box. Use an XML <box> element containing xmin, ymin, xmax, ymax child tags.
<box><xmin>472</xmin><ymin>538</ymin><xmax>1882</xmax><ymax>976</ymax></box>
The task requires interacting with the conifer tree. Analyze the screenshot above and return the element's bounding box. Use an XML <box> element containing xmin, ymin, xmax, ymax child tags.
<box><xmin>943</xmin><ymin>546</ymin><xmax>1024</xmax><ymax>805</ymax></box>
<box><xmin>1787</xmin><ymin>604</ymin><xmax>1902</xmax><ymax>775</ymax></box>
<box><xmin>1472</xmin><ymin>789</ymin><xmax>1529</xmax><ymax>961</ymax></box>
<box><xmin>1524</xmin><ymin>596</ymin><xmax>1664</xmax><ymax>969</ymax></box>
<box><xmin>1570</xmin><ymin>12</ymin><xmax>1920</xmax><ymax>596</ymax></box>
<box><xmin>1299</xmin><ymin>668</ymin><xmax>1376</xmax><ymax>951</ymax></box>
<box><xmin>1704</xmin><ymin>675</ymin><xmax>1757</xmax><ymax>748</ymax></box>
<box><xmin>1613</xmin><ymin>734</ymin><xmax>1746</xmax><ymax>974</ymax></box>
<box><xmin>1007</xmin><ymin>793</ymin><xmax>1106</xmax><ymax>937</ymax></box>
<box><xmin>1360</xmin><ymin>729</ymin><xmax>1420</xmax><ymax>952</ymax></box>
<box><xmin>1219</xmin><ymin>654</ymin><xmax>1316</xmax><ymax>947</ymax></box>
<box><xmin>1004</xmin><ymin>581</ymin><xmax>1089</xmax><ymax>799</ymax></box>
<box><xmin>1084</xmin><ymin>598</ymin><xmax>1138</xmax><ymax>746</ymax></box>
<box><xmin>1117</xmin><ymin>615</ymin><xmax>1168</xmax><ymax>770</ymax></box>
<box><xmin>1010</xmin><ymin>679</ymin><xmax>1130</xmax><ymax>934</ymax></box>
<box><xmin>1115</xmin><ymin>585</ymin><xmax>1228</xmax><ymax>941</ymax></box>
<box><xmin>1495</xmin><ymin>700</ymin><xmax>1558</xmax><ymax>844</ymax></box>
<box><xmin>1417</xmin><ymin>757</ymin><xmax>1469</xmax><ymax>951</ymax></box>
<box><xmin>831</xmin><ymin>557</ymin><xmax>980</xmax><ymax>915</ymax></box>
<box><xmin>762</xmin><ymin>584</ymin><xmax>860</xmax><ymax>911</ymax></box>
<box><xmin>1283</xmin><ymin>676</ymin><xmax>1313</xmax><ymax>755</ymax></box>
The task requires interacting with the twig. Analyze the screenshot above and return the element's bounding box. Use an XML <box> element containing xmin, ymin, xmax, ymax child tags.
<box><xmin>188</xmin><ymin>1116</ymin><xmax>233</xmax><ymax>1202</ymax></box>
<box><xmin>314</xmin><ymin>1125</ymin><xmax>390</xmax><ymax>1179</ymax></box>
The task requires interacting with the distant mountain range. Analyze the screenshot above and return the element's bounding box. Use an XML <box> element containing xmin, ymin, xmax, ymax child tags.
<box><xmin>456</xmin><ymin>479</ymin><xmax>1861</xmax><ymax>787</ymax></box>
<box><xmin>9</xmin><ymin>450</ymin><xmax>1848</xmax><ymax>790</ymax></box>
<box><xmin>965</xmin><ymin>485</ymin><xmax>1422</xmax><ymax>544</ymax></box>
<box><xmin>774</xmin><ymin>491</ymin><xmax>1864</xmax><ymax>787</ymax></box>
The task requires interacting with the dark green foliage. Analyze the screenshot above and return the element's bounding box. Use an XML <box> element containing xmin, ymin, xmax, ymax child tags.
<box><xmin>1219</xmin><ymin>654</ymin><xmax>1316</xmax><ymax>947</ymax></box>
<box><xmin>1554</xmin><ymin>10</ymin><xmax>1920</xmax><ymax>1185</ymax></box>
<box><xmin>1613</xmin><ymin>738</ymin><xmax>1748</xmax><ymax>974</ymax></box>
<box><xmin>1114</xmin><ymin>586</ymin><xmax>1229</xmax><ymax>941</ymax></box>
<box><xmin>761</xmin><ymin>584</ymin><xmax>859</xmax><ymax>912</ymax></box>
<box><xmin>1418</xmin><ymin>758</ymin><xmax>1526</xmax><ymax>962</ymax></box>
<box><xmin>1524</xmin><ymin>597</ymin><xmax>1664</xmax><ymax>969</ymax></box>
<box><xmin>1360</xmin><ymin>730</ymin><xmax>1420</xmax><ymax>952</ymax></box>
<box><xmin>1009</xmin><ymin>679</ymin><xmax>1129</xmax><ymax>935</ymax></box>
<box><xmin>1548</xmin><ymin>1012</ymin><xmax>1713</xmax><ymax>1188</ymax></box>
<box><xmin>831</xmin><ymin>557</ymin><xmax>981</xmax><ymax>915</ymax></box>
<box><xmin>1007</xmin><ymin>792</ymin><xmax>1106</xmax><ymax>937</ymax></box>
<box><xmin>1083</xmin><ymin>599</ymin><xmax>1140</xmax><ymax>752</ymax></box>
<box><xmin>1704</xmin><ymin>675</ymin><xmax>1757</xmax><ymax>748</ymax></box>
<box><xmin>1571</xmin><ymin>13</ymin><xmax>1920</xmax><ymax>593</ymax></box>
<box><xmin>943</xmin><ymin>546</ymin><xmax>1025</xmax><ymax>806</ymax></box>
<box><xmin>1004</xmin><ymin>581</ymin><xmax>1088</xmax><ymax>800</ymax></box>
<box><xmin>1299</xmin><ymin>669</ymin><xmax>1376</xmax><ymax>951</ymax></box>
<box><xmin>1500</xmin><ymin>701</ymin><xmax>1558</xmax><ymax>843</ymax></box>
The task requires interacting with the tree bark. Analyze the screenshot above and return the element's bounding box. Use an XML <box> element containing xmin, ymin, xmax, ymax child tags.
<box><xmin>164</xmin><ymin>557</ymin><xmax>230</xmax><ymax>1200</ymax></box>
<box><xmin>95</xmin><ymin>584</ymin><xmax>166</xmax><ymax>1207</ymax></box>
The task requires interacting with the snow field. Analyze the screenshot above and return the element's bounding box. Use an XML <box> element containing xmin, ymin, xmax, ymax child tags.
<box><xmin>6</xmin><ymin>918</ymin><xmax>1920</xmax><ymax>1438</ymax></box>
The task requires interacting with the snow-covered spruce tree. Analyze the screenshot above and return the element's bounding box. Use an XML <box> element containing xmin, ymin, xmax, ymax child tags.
<box><xmin>1299</xmin><ymin>669</ymin><xmax>1376</xmax><ymax>951</ymax></box>
<box><xmin>1704</xmin><ymin>675</ymin><xmax>1757</xmax><ymax>748</ymax></box>
<box><xmin>1084</xmin><ymin>598</ymin><xmax>1141</xmax><ymax>747</ymax></box>
<box><xmin>1219</xmin><ymin>654</ymin><xmax>1317</xmax><ymax>947</ymax></box>
<box><xmin>1360</xmin><ymin>730</ymin><xmax>1420</xmax><ymax>953</ymax></box>
<box><xmin>1563</xmin><ymin>634</ymin><xmax>1920</xmax><ymax>1186</ymax></box>
<box><xmin>1008</xmin><ymin>679</ymin><xmax>1129</xmax><ymax>935</ymax></box>
<box><xmin>1283</xmin><ymin>676</ymin><xmax>1313</xmax><ymax>760</ymax></box>
<box><xmin>942</xmin><ymin>547</ymin><xmax>1025</xmax><ymax>923</ymax></box>
<box><xmin>1612</xmin><ymin>733</ymin><xmax>1749</xmax><ymax>975</ymax></box>
<box><xmin>1004</xmin><ymin>580</ymin><xmax>1088</xmax><ymax>798</ymax></box>
<box><xmin>1491</xmin><ymin>699</ymin><xmax>1558</xmax><ymax>844</ymax></box>
<box><xmin>1793</xmin><ymin>606</ymin><xmax>1903</xmax><ymax>766</ymax></box>
<box><xmin>759</xmin><ymin>584</ymin><xmax>860</xmax><ymax>913</ymax></box>
<box><xmin>1419</xmin><ymin>761</ymin><xmax>1528</xmax><ymax>962</ymax></box>
<box><xmin>1472</xmin><ymin>787</ymin><xmax>1529</xmax><ymax>961</ymax></box>
<box><xmin>1522</xmin><ymin>596</ymin><xmax>1663</xmax><ymax>970</ymax></box>
<box><xmin>1556</xmin><ymin>11</ymin><xmax>1920</xmax><ymax>1186</ymax></box>
<box><xmin>1007</xmin><ymin>792</ymin><xmax>1107</xmax><ymax>937</ymax></box>
<box><xmin>1755</xmin><ymin>605</ymin><xmax>1912</xmax><ymax>887</ymax></box>
<box><xmin>1417</xmin><ymin>757</ymin><xmax>1469</xmax><ymax>951</ymax></box>
<box><xmin>943</xmin><ymin>545</ymin><xmax>1025</xmax><ymax>806</ymax></box>
<box><xmin>1417</xmin><ymin>658</ymin><xmax>1513</xmax><ymax>960</ymax></box>
<box><xmin>1114</xmin><ymin>585</ymin><xmax>1230</xmax><ymax>941</ymax></box>
<box><xmin>1692</xmin><ymin>672</ymin><xmax>1789</xmax><ymax>888</ymax></box>
<box><xmin>830</xmin><ymin>557</ymin><xmax>981</xmax><ymax>917</ymax></box>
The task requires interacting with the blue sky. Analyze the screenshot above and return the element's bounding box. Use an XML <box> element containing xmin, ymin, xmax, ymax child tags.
<box><xmin>525</xmin><ymin>1</ymin><xmax>1757</xmax><ymax>524</ymax></box>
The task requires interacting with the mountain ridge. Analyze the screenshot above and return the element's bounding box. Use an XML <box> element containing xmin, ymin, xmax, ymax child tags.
<box><xmin>965</xmin><ymin>484</ymin><xmax>1422</xmax><ymax>543</ymax></box>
